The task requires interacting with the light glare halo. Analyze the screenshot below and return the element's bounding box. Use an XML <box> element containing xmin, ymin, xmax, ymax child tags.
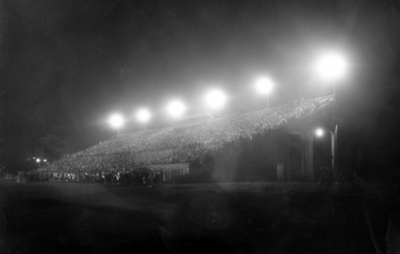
<box><xmin>255</xmin><ymin>77</ymin><xmax>273</xmax><ymax>95</ymax></box>
<box><xmin>108</xmin><ymin>113</ymin><xmax>125</xmax><ymax>128</ymax></box>
<box><xmin>136</xmin><ymin>108</ymin><xmax>151</xmax><ymax>123</ymax></box>
<box><xmin>167</xmin><ymin>100</ymin><xmax>186</xmax><ymax>117</ymax></box>
<box><xmin>316</xmin><ymin>53</ymin><xmax>346</xmax><ymax>79</ymax></box>
<box><xmin>205</xmin><ymin>89</ymin><xmax>227</xmax><ymax>109</ymax></box>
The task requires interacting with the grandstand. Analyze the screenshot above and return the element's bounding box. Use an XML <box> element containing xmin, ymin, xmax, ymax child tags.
<box><xmin>49</xmin><ymin>95</ymin><xmax>334</xmax><ymax>183</ymax></box>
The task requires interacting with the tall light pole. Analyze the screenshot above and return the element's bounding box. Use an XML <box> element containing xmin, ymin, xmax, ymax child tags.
<box><xmin>136</xmin><ymin>108</ymin><xmax>151</xmax><ymax>131</ymax></box>
<box><xmin>315</xmin><ymin>52</ymin><xmax>347</xmax><ymax>181</ymax></box>
<box><xmin>108</xmin><ymin>113</ymin><xmax>125</xmax><ymax>135</ymax></box>
<box><xmin>255</xmin><ymin>76</ymin><xmax>274</xmax><ymax>108</ymax></box>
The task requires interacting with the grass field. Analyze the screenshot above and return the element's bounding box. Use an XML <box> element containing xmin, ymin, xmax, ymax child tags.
<box><xmin>0</xmin><ymin>180</ymin><xmax>396</xmax><ymax>253</ymax></box>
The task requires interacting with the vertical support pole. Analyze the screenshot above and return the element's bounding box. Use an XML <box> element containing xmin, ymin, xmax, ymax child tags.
<box><xmin>306</xmin><ymin>132</ymin><xmax>314</xmax><ymax>182</ymax></box>
<box><xmin>333</xmin><ymin>78</ymin><xmax>338</xmax><ymax>181</ymax></box>
<box><xmin>287</xmin><ymin>134</ymin><xmax>291</xmax><ymax>182</ymax></box>
<box><xmin>331</xmin><ymin>132</ymin><xmax>335</xmax><ymax>179</ymax></box>
<box><xmin>301</xmin><ymin>133</ymin><xmax>305</xmax><ymax>175</ymax></box>
<box><xmin>333</xmin><ymin>124</ymin><xmax>338</xmax><ymax>180</ymax></box>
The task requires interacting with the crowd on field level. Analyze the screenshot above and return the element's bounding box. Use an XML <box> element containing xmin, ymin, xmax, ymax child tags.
<box><xmin>17</xmin><ymin>167</ymin><xmax>165</xmax><ymax>186</ymax></box>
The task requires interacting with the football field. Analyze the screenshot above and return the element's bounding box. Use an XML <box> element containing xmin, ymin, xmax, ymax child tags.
<box><xmin>0</xmin><ymin>180</ymin><xmax>387</xmax><ymax>253</ymax></box>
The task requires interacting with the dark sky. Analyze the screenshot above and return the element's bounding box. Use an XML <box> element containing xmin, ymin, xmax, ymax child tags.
<box><xmin>2</xmin><ymin>0</ymin><xmax>400</xmax><ymax>161</ymax></box>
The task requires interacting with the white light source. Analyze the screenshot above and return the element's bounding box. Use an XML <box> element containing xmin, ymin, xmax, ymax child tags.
<box><xmin>108</xmin><ymin>113</ymin><xmax>125</xmax><ymax>129</ymax></box>
<box><xmin>315</xmin><ymin>53</ymin><xmax>346</xmax><ymax>79</ymax></box>
<box><xmin>44</xmin><ymin>159</ymin><xmax>47</xmax><ymax>162</ymax></box>
<box><xmin>315</xmin><ymin>128</ymin><xmax>324</xmax><ymax>137</ymax></box>
<box><xmin>205</xmin><ymin>89</ymin><xmax>227</xmax><ymax>109</ymax></box>
<box><xmin>255</xmin><ymin>77</ymin><xmax>274</xmax><ymax>95</ymax></box>
<box><xmin>36</xmin><ymin>158</ymin><xmax>41</xmax><ymax>163</ymax></box>
<box><xmin>167</xmin><ymin>100</ymin><xmax>186</xmax><ymax>117</ymax></box>
<box><xmin>136</xmin><ymin>108</ymin><xmax>151</xmax><ymax>123</ymax></box>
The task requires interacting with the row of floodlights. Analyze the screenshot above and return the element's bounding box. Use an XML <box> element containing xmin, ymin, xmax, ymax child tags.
<box><xmin>109</xmin><ymin>84</ymin><xmax>267</xmax><ymax>129</ymax></box>
<box><xmin>108</xmin><ymin>53</ymin><xmax>347</xmax><ymax>129</ymax></box>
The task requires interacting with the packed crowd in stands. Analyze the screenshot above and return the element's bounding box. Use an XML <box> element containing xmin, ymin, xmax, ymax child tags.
<box><xmin>44</xmin><ymin>96</ymin><xmax>333</xmax><ymax>175</ymax></box>
<box><xmin>17</xmin><ymin>167</ymin><xmax>165</xmax><ymax>186</ymax></box>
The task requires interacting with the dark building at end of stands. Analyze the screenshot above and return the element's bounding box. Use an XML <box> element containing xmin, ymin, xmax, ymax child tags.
<box><xmin>179</xmin><ymin>108</ymin><xmax>332</xmax><ymax>183</ymax></box>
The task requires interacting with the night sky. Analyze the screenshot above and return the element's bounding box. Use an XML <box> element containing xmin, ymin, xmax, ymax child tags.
<box><xmin>2</xmin><ymin>0</ymin><xmax>400</xmax><ymax>164</ymax></box>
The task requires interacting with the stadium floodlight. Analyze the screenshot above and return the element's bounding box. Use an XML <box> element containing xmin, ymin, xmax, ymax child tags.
<box><xmin>315</xmin><ymin>52</ymin><xmax>347</xmax><ymax>103</ymax></box>
<box><xmin>255</xmin><ymin>76</ymin><xmax>274</xmax><ymax>95</ymax></box>
<box><xmin>167</xmin><ymin>100</ymin><xmax>186</xmax><ymax>118</ymax></box>
<box><xmin>44</xmin><ymin>159</ymin><xmax>47</xmax><ymax>162</ymax></box>
<box><xmin>136</xmin><ymin>108</ymin><xmax>151</xmax><ymax>123</ymax></box>
<box><xmin>136</xmin><ymin>108</ymin><xmax>151</xmax><ymax>130</ymax></box>
<box><xmin>315</xmin><ymin>52</ymin><xmax>346</xmax><ymax>80</ymax></box>
<box><xmin>36</xmin><ymin>158</ymin><xmax>40</xmax><ymax>163</ymax></box>
<box><xmin>205</xmin><ymin>89</ymin><xmax>227</xmax><ymax>110</ymax></box>
<box><xmin>108</xmin><ymin>113</ymin><xmax>125</xmax><ymax>134</ymax></box>
<box><xmin>108</xmin><ymin>113</ymin><xmax>125</xmax><ymax>128</ymax></box>
<box><xmin>255</xmin><ymin>76</ymin><xmax>274</xmax><ymax>108</ymax></box>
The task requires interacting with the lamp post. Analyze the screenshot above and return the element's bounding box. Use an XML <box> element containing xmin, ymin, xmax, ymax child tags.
<box><xmin>255</xmin><ymin>77</ymin><xmax>274</xmax><ymax>108</ymax></box>
<box><xmin>315</xmin><ymin>53</ymin><xmax>347</xmax><ymax>181</ymax></box>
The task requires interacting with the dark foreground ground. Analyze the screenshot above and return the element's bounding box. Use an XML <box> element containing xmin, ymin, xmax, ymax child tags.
<box><xmin>0</xmin><ymin>180</ymin><xmax>398</xmax><ymax>254</ymax></box>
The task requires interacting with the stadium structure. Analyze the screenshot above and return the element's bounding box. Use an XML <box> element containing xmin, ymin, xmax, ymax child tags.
<box><xmin>49</xmin><ymin>95</ymin><xmax>334</xmax><ymax>183</ymax></box>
